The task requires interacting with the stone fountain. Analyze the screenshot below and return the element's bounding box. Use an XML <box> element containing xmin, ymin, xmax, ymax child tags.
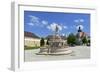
<box><xmin>37</xmin><ymin>24</ymin><xmax>72</xmax><ymax>55</ymax></box>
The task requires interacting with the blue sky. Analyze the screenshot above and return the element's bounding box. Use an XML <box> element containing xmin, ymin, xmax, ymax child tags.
<box><xmin>24</xmin><ymin>11</ymin><xmax>90</xmax><ymax>37</ymax></box>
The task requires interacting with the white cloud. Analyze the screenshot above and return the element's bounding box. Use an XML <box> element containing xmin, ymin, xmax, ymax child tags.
<box><xmin>42</xmin><ymin>20</ymin><xmax>48</xmax><ymax>25</ymax></box>
<box><xmin>28</xmin><ymin>15</ymin><xmax>48</xmax><ymax>27</ymax></box>
<box><xmin>74</xmin><ymin>19</ymin><xmax>84</xmax><ymax>23</ymax></box>
<box><xmin>47</xmin><ymin>26</ymin><xmax>51</xmax><ymax>30</ymax></box>
<box><xmin>29</xmin><ymin>15</ymin><xmax>39</xmax><ymax>21</ymax></box>
<box><xmin>70</xmin><ymin>25</ymin><xmax>76</xmax><ymax>29</ymax></box>
<box><xmin>80</xmin><ymin>19</ymin><xmax>84</xmax><ymax>22</ymax></box>
<box><xmin>62</xmin><ymin>33</ymin><xmax>65</xmax><ymax>36</ymax></box>
<box><xmin>63</xmin><ymin>26</ymin><xmax>67</xmax><ymax>29</ymax></box>
<box><xmin>29</xmin><ymin>15</ymin><xmax>39</xmax><ymax>23</ymax></box>
<box><xmin>27</xmin><ymin>15</ymin><xmax>68</xmax><ymax>31</ymax></box>
<box><xmin>47</xmin><ymin>23</ymin><xmax>62</xmax><ymax>31</ymax></box>
<box><xmin>28</xmin><ymin>15</ymin><xmax>40</xmax><ymax>26</ymax></box>
<box><xmin>47</xmin><ymin>23</ymin><xmax>68</xmax><ymax>32</ymax></box>
<box><xmin>74</xmin><ymin>20</ymin><xmax>79</xmax><ymax>23</ymax></box>
<box><xmin>27</xmin><ymin>23</ymin><xmax>34</xmax><ymax>26</ymax></box>
<box><xmin>76</xmin><ymin>25</ymin><xmax>84</xmax><ymax>30</ymax></box>
<box><xmin>57</xmin><ymin>25</ymin><xmax>62</xmax><ymax>31</ymax></box>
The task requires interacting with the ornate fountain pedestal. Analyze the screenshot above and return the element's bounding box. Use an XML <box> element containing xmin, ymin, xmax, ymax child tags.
<box><xmin>37</xmin><ymin>24</ymin><xmax>72</xmax><ymax>55</ymax></box>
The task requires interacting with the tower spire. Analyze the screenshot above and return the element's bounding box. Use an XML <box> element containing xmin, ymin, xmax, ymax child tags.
<box><xmin>78</xmin><ymin>26</ymin><xmax>82</xmax><ymax>32</ymax></box>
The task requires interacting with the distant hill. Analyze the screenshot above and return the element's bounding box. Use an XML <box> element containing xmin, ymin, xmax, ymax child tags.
<box><xmin>24</xmin><ymin>31</ymin><xmax>40</xmax><ymax>39</ymax></box>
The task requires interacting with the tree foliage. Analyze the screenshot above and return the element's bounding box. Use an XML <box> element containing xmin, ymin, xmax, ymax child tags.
<box><xmin>40</xmin><ymin>38</ymin><xmax>45</xmax><ymax>46</ymax></box>
<box><xmin>46</xmin><ymin>38</ymin><xmax>49</xmax><ymax>45</ymax></box>
<box><xmin>82</xmin><ymin>37</ymin><xmax>88</xmax><ymax>45</ymax></box>
<box><xmin>67</xmin><ymin>33</ymin><xmax>76</xmax><ymax>46</ymax></box>
<box><xmin>88</xmin><ymin>39</ymin><xmax>90</xmax><ymax>43</ymax></box>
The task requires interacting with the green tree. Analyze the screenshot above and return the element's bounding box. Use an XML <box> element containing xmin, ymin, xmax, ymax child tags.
<box><xmin>88</xmin><ymin>39</ymin><xmax>90</xmax><ymax>43</ymax></box>
<box><xmin>40</xmin><ymin>38</ymin><xmax>45</xmax><ymax>46</ymax></box>
<box><xmin>82</xmin><ymin>37</ymin><xmax>88</xmax><ymax>45</ymax></box>
<box><xmin>46</xmin><ymin>38</ymin><xmax>49</xmax><ymax>45</ymax></box>
<box><xmin>87</xmin><ymin>39</ymin><xmax>90</xmax><ymax>46</ymax></box>
<box><xmin>67</xmin><ymin>33</ymin><xmax>76</xmax><ymax>46</ymax></box>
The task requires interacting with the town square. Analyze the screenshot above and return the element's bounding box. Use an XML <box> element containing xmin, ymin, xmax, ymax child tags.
<box><xmin>24</xmin><ymin>11</ymin><xmax>90</xmax><ymax>62</ymax></box>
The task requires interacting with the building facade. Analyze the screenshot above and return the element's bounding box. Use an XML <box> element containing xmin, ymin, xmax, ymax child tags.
<box><xmin>24</xmin><ymin>31</ymin><xmax>40</xmax><ymax>47</ymax></box>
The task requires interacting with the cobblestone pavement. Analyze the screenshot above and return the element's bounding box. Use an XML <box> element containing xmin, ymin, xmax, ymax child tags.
<box><xmin>24</xmin><ymin>46</ymin><xmax>90</xmax><ymax>62</ymax></box>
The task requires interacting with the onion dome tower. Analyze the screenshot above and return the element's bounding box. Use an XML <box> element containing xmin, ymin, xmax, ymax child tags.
<box><xmin>76</xmin><ymin>26</ymin><xmax>83</xmax><ymax>45</ymax></box>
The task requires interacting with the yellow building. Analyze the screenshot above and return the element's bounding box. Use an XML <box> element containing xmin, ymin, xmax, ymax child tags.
<box><xmin>25</xmin><ymin>37</ymin><xmax>40</xmax><ymax>47</ymax></box>
<box><xmin>24</xmin><ymin>31</ymin><xmax>67</xmax><ymax>48</ymax></box>
<box><xmin>24</xmin><ymin>31</ymin><xmax>40</xmax><ymax>47</ymax></box>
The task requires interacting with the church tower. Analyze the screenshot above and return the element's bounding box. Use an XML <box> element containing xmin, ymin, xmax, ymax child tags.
<box><xmin>78</xmin><ymin>26</ymin><xmax>82</xmax><ymax>32</ymax></box>
<box><xmin>76</xmin><ymin>26</ymin><xmax>83</xmax><ymax>45</ymax></box>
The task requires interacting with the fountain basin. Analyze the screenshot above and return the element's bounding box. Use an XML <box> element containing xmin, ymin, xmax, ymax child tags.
<box><xmin>36</xmin><ymin>48</ymin><xmax>72</xmax><ymax>55</ymax></box>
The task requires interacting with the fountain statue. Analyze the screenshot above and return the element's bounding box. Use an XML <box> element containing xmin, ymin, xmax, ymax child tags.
<box><xmin>37</xmin><ymin>24</ymin><xmax>72</xmax><ymax>55</ymax></box>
